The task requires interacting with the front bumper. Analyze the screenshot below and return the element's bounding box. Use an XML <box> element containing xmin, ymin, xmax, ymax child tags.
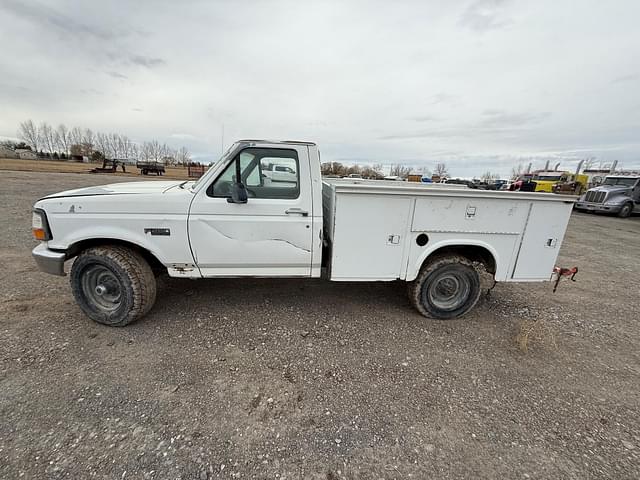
<box><xmin>32</xmin><ymin>243</ymin><xmax>67</xmax><ymax>276</ymax></box>
<box><xmin>574</xmin><ymin>202</ymin><xmax>621</xmax><ymax>213</ymax></box>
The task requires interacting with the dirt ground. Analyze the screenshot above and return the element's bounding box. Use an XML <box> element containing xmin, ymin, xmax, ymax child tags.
<box><xmin>0</xmin><ymin>157</ymin><xmax>197</xmax><ymax>180</ymax></box>
<box><xmin>1</xmin><ymin>170</ymin><xmax>639</xmax><ymax>480</ymax></box>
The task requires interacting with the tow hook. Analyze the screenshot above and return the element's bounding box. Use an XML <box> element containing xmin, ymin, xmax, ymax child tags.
<box><xmin>552</xmin><ymin>266</ymin><xmax>578</xmax><ymax>293</ymax></box>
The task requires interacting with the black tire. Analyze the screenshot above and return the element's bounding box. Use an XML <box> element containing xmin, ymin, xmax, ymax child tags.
<box><xmin>70</xmin><ymin>246</ymin><xmax>157</xmax><ymax>326</ymax></box>
<box><xmin>408</xmin><ymin>255</ymin><xmax>481</xmax><ymax>320</ymax></box>
<box><xmin>617</xmin><ymin>202</ymin><xmax>633</xmax><ymax>218</ymax></box>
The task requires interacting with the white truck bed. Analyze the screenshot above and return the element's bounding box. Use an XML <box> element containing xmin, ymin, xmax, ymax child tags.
<box><xmin>322</xmin><ymin>179</ymin><xmax>574</xmax><ymax>282</ymax></box>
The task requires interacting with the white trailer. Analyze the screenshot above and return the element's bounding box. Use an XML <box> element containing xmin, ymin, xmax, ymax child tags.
<box><xmin>31</xmin><ymin>140</ymin><xmax>575</xmax><ymax>326</ymax></box>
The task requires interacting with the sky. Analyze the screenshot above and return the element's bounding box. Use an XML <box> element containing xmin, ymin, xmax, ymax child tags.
<box><xmin>1</xmin><ymin>0</ymin><xmax>639</xmax><ymax>177</ymax></box>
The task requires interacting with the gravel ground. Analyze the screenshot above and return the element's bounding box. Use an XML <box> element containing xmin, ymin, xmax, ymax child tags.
<box><xmin>1</xmin><ymin>170</ymin><xmax>639</xmax><ymax>480</ymax></box>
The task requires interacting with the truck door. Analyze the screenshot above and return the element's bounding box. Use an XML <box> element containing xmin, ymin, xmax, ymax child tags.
<box><xmin>188</xmin><ymin>145</ymin><xmax>313</xmax><ymax>277</ymax></box>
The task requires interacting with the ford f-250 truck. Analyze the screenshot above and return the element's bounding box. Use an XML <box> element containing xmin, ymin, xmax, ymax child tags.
<box><xmin>32</xmin><ymin>140</ymin><xmax>575</xmax><ymax>326</ymax></box>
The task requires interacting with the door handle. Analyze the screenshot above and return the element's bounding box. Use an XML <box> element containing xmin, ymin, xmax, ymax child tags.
<box><xmin>285</xmin><ymin>208</ymin><xmax>308</xmax><ymax>216</ymax></box>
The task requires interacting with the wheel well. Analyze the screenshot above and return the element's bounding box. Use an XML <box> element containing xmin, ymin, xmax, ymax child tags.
<box><xmin>423</xmin><ymin>245</ymin><xmax>496</xmax><ymax>275</ymax></box>
<box><xmin>66</xmin><ymin>239</ymin><xmax>166</xmax><ymax>274</ymax></box>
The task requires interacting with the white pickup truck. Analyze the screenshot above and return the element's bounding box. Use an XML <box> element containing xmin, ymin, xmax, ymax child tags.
<box><xmin>32</xmin><ymin>140</ymin><xmax>574</xmax><ymax>326</ymax></box>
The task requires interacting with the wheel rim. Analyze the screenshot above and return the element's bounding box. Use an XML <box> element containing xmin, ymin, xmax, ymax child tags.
<box><xmin>81</xmin><ymin>264</ymin><xmax>122</xmax><ymax>312</ymax></box>
<box><xmin>426</xmin><ymin>271</ymin><xmax>471</xmax><ymax>311</ymax></box>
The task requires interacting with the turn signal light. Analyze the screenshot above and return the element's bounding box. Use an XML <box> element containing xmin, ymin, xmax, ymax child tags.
<box><xmin>33</xmin><ymin>228</ymin><xmax>47</xmax><ymax>240</ymax></box>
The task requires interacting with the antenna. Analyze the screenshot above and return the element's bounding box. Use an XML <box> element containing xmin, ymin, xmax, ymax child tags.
<box><xmin>221</xmin><ymin>123</ymin><xmax>225</xmax><ymax>155</ymax></box>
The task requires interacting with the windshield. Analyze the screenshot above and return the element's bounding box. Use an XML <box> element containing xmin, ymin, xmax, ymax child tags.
<box><xmin>533</xmin><ymin>174</ymin><xmax>562</xmax><ymax>181</ymax></box>
<box><xmin>190</xmin><ymin>144</ymin><xmax>237</xmax><ymax>190</ymax></box>
<box><xmin>602</xmin><ymin>177</ymin><xmax>638</xmax><ymax>187</ymax></box>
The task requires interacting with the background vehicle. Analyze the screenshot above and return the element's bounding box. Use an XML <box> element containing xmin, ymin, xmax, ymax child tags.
<box><xmin>31</xmin><ymin>140</ymin><xmax>574</xmax><ymax>327</ymax></box>
<box><xmin>532</xmin><ymin>170</ymin><xmax>588</xmax><ymax>195</ymax></box>
<box><xmin>136</xmin><ymin>161</ymin><xmax>166</xmax><ymax>176</ymax></box>
<box><xmin>90</xmin><ymin>158</ymin><xmax>127</xmax><ymax>173</ymax></box>
<box><xmin>574</xmin><ymin>175</ymin><xmax>640</xmax><ymax>217</ymax></box>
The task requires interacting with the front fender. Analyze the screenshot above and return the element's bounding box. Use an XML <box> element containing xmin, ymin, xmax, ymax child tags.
<box><xmin>45</xmin><ymin>213</ymin><xmax>194</xmax><ymax>266</ymax></box>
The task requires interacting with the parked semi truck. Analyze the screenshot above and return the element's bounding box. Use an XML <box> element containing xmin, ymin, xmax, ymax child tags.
<box><xmin>32</xmin><ymin>140</ymin><xmax>574</xmax><ymax>327</ymax></box>
<box><xmin>574</xmin><ymin>174</ymin><xmax>640</xmax><ymax>217</ymax></box>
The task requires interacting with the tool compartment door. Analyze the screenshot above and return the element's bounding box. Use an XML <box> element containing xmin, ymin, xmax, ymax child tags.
<box><xmin>512</xmin><ymin>202</ymin><xmax>573</xmax><ymax>280</ymax></box>
<box><xmin>329</xmin><ymin>194</ymin><xmax>412</xmax><ymax>280</ymax></box>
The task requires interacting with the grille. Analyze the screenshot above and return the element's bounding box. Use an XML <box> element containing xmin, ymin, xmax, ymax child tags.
<box><xmin>585</xmin><ymin>190</ymin><xmax>606</xmax><ymax>203</ymax></box>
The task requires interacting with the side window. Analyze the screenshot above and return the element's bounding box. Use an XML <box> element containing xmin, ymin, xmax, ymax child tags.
<box><xmin>209</xmin><ymin>148</ymin><xmax>299</xmax><ymax>199</ymax></box>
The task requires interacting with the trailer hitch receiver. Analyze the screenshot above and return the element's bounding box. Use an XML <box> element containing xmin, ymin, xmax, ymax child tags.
<box><xmin>551</xmin><ymin>266</ymin><xmax>578</xmax><ymax>293</ymax></box>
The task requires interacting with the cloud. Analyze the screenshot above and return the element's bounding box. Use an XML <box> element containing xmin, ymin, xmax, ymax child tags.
<box><xmin>380</xmin><ymin>110</ymin><xmax>551</xmax><ymax>140</ymax></box>
<box><xmin>106</xmin><ymin>71</ymin><xmax>128</xmax><ymax>80</ymax></box>
<box><xmin>430</xmin><ymin>93</ymin><xmax>458</xmax><ymax>105</ymax></box>
<box><xmin>128</xmin><ymin>55</ymin><xmax>165</xmax><ymax>68</ymax></box>
<box><xmin>409</xmin><ymin>115</ymin><xmax>439</xmax><ymax>122</ymax></box>
<box><xmin>2</xmin><ymin>0</ymin><xmax>116</xmax><ymax>40</ymax></box>
<box><xmin>611</xmin><ymin>73</ymin><xmax>638</xmax><ymax>83</ymax></box>
<box><xmin>105</xmin><ymin>52</ymin><xmax>165</xmax><ymax>69</ymax></box>
<box><xmin>479</xmin><ymin>110</ymin><xmax>551</xmax><ymax>128</ymax></box>
<box><xmin>0</xmin><ymin>0</ymin><xmax>639</xmax><ymax>176</ymax></box>
<box><xmin>458</xmin><ymin>0</ymin><xmax>512</xmax><ymax>33</ymax></box>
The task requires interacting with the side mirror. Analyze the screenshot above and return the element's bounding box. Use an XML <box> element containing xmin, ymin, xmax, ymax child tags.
<box><xmin>227</xmin><ymin>182</ymin><xmax>248</xmax><ymax>204</ymax></box>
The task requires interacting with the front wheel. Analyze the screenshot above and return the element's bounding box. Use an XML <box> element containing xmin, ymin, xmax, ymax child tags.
<box><xmin>617</xmin><ymin>202</ymin><xmax>633</xmax><ymax>218</ymax></box>
<box><xmin>408</xmin><ymin>255</ymin><xmax>482</xmax><ymax>319</ymax></box>
<box><xmin>70</xmin><ymin>246</ymin><xmax>157</xmax><ymax>326</ymax></box>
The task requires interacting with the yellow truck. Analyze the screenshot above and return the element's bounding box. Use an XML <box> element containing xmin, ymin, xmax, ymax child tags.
<box><xmin>531</xmin><ymin>171</ymin><xmax>588</xmax><ymax>195</ymax></box>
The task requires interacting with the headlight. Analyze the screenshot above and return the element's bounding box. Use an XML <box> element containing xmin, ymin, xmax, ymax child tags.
<box><xmin>32</xmin><ymin>208</ymin><xmax>52</xmax><ymax>241</ymax></box>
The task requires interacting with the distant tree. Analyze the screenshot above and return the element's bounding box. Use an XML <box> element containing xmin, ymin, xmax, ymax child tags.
<box><xmin>18</xmin><ymin>119</ymin><xmax>40</xmax><ymax>151</ymax></box>
<box><xmin>94</xmin><ymin>133</ymin><xmax>110</xmax><ymax>158</ymax></box>
<box><xmin>510</xmin><ymin>163</ymin><xmax>524</xmax><ymax>180</ymax></box>
<box><xmin>60</xmin><ymin>152</ymin><xmax>67</xmax><ymax>160</ymax></box>
<box><xmin>81</xmin><ymin>129</ymin><xmax>95</xmax><ymax>152</ymax></box>
<box><xmin>56</xmin><ymin>124</ymin><xmax>70</xmax><ymax>155</ymax></box>
<box><xmin>39</xmin><ymin>122</ymin><xmax>57</xmax><ymax>154</ymax></box>
<box><xmin>175</xmin><ymin>146</ymin><xmax>191</xmax><ymax>165</ymax></box>
<box><xmin>70</xmin><ymin>144</ymin><xmax>83</xmax><ymax>156</ymax></box>
<box><xmin>52</xmin><ymin>152</ymin><xmax>59</xmax><ymax>160</ymax></box>
<box><xmin>0</xmin><ymin>140</ymin><xmax>21</xmax><ymax>150</ymax></box>
<box><xmin>434</xmin><ymin>163</ymin><xmax>449</xmax><ymax>178</ymax></box>
<box><xmin>90</xmin><ymin>150</ymin><xmax>104</xmax><ymax>162</ymax></box>
<box><xmin>69</xmin><ymin>126</ymin><xmax>83</xmax><ymax>147</ymax></box>
<box><xmin>346</xmin><ymin>165</ymin><xmax>363</xmax><ymax>176</ymax></box>
<box><xmin>390</xmin><ymin>164</ymin><xmax>412</xmax><ymax>179</ymax></box>
<box><xmin>361</xmin><ymin>166</ymin><xmax>383</xmax><ymax>179</ymax></box>
<box><xmin>480</xmin><ymin>171</ymin><xmax>499</xmax><ymax>183</ymax></box>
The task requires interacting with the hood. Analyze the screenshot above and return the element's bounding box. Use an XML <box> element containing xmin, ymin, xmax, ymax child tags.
<box><xmin>42</xmin><ymin>180</ymin><xmax>184</xmax><ymax>199</ymax></box>
<box><xmin>591</xmin><ymin>184</ymin><xmax>631</xmax><ymax>194</ymax></box>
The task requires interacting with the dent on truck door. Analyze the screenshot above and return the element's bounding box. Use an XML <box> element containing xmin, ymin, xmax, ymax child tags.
<box><xmin>188</xmin><ymin>146</ymin><xmax>314</xmax><ymax>277</ymax></box>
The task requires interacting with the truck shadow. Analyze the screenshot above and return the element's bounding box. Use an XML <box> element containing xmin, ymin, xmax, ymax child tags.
<box><xmin>156</xmin><ymin>276</ymin><xmax>412</xmax><ymax>316</ymax></box>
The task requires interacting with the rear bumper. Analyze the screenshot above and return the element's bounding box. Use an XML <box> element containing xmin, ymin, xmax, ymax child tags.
<box><xmin>574</xmin><ymin>202</ymin><xmax>620</xmax><ymax>213</ymax></box>
<box><xmin>32</xmin><ymin>243</ymin><xmax>67</xmax><ymax>276</ymax></box>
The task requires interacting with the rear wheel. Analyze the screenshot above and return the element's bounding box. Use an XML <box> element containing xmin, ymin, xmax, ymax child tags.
<box><xmin>408</xmin><ymin>255</ymin><xmax>481</xmax><ymax>319</ymax></box>
<box><xmin>618</xmin><ymin>202</ymin><xmax>633</xmax><ymax>218</ymax></box>
<box><xmin>70</xmin><ymin>246</ymin><xmax>157</xmax><ymax>326</ymax></box>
